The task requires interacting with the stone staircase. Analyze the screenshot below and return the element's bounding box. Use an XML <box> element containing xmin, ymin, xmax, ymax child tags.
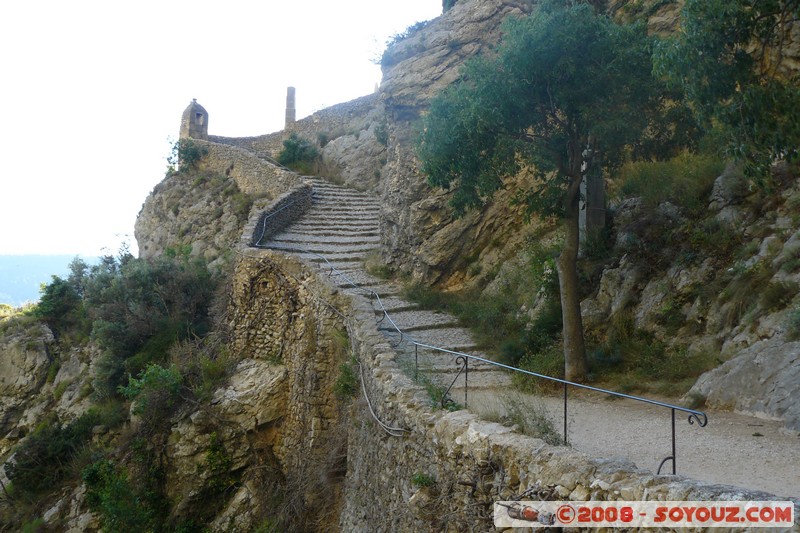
<box><xmin>262</xmin><ymin>177</ymin><xmax>512</xmax><ymax>398</ymax></box>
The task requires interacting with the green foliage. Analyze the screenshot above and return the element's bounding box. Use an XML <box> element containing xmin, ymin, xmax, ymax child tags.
<box><xmin>4</xmin><ymin>402</ymin><xmax>124</xmax><ymax>498</ymax></box>
<box><xmin>418</xmin><ymin>0</ymin><xmax>686</xmax><ymax>216</ymax></box>
<box><xmin>614</xmin><ymin>151</ymin><xmax>724</xmax><ymax>213</ymax></box>
<box><xmin>515</xmin><ymin>342</ymin><xmax>566</xmax><ymax>391</ymax></box>
<box><xmin>333</xmin><ymin>357</ymin><xmax>358</xmax><ymax>400</ymax></box>
<box><xmin>654</xmin><ymin>0</ymin><xmax>800</xmax><ymax>184</ymax></box>
<box><xmin>411</xmin><ymin>472</ymin><xmax>435</xmax><ymax>487</ymax></box>
<box><xmin>82</xmin><ymin>460</ymin><xmax>156</xmax><ymax>533</ymax></box>
<box><xmin>403</xmin><ymin>241</ymin><xmax>562</xmax><ymax>366</ymax></box>
<box><xmin>169</xmin><ymin>335</ymin><xmax>232</xmax><ymax>402</ymax></box>
<box><xmin>498</xmin><ymin>394</ymin><xmax>562</xmax><ymax>446</ymax></box>
<box><xmin>374</xmin><ymin>121</ymin><xmax>389</xmax><ymax>146</ymax></box>
<box><xmin>787</xmin><ymin>307</ymin><xmax>800</xmax><ymax>340</ymax></box>
<box><xmin>200</xmin><ymin>432</ymin><xmax>237</xmax><ymax>495</ymax></box>
<box><xmin>85</xmin><ymin>252</ymin><xmax>216</xmax><ymax>399</ymax></box>
<box><xmin>276</xmin><ymin>133</ymin><xmax>319</xmax><ymax>174</ymax></box>
<box><xmin>585</xmin><ymin>311</ymin><xmax>719</xmax><ymax>394</ymax></box>
<box><xmin>119</xmin><ymin>364</ymin><xmax>182</xmax><ymax>428</ymax></box>
<box><xmin>31</xmin><ymin>275</ymin><xmax>82</xmax><ymax>335</ymax></box>
<box><xmin>168</xmin><ymin>138</ymin><xmax>208</xmax><ymax>172</ymax></box>
<box><xmin>760</xmin><ymin>280</ymin><xmax>798</xmax><ymax>312</ymax></box>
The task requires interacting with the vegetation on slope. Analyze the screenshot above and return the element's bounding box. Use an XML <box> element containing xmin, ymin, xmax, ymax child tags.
<box><xmin>415</xmin><ymin>0</ymin><xmax>800</xmax><ymax>387</ymax></box>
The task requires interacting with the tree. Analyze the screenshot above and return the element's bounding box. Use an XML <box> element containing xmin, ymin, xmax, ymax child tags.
<box><xmin>654</xmin><ymin>0</ymin><xmax>800</xmax><ymax>183</ymax></box>
<box><xmin>417</xmin><ymin>0</ymin><xmax>680</xmax><ymax>381</ymax></box>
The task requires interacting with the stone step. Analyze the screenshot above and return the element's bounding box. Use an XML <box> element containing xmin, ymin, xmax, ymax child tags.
<box><xmin>295</xmin><ymin>251</ymin><xmax>372</xmax><ymax>263</ymax></box>
<box><xmin>267</xmin><ymin>242</ymin><xmax>378</xmax><ymax>254</ymax></box>
<box><xmin>373</xmin><ymin>296</ymin><xmax>420</xmax><ymax>314</ymax></box>
<box><xmin>298</xmin><ymin>216</ymin><xmax>379</xmax><ymax>226</ymax></box>
<box><xmin>270</xmin><ymin>233</ymin><xmax>381</xmax><ymax>245</ymax></box>
<box><xmin>404</xmin><ymin>327</ymin><xmax>479</xmax><ymax>351</ymax></box>
<box><xmin>377</xmin><ymin>310</ymin><xmax>460</xmax><ymax>331</ymax></box>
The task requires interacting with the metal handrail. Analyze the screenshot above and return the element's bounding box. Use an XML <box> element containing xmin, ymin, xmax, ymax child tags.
<box><xmin>254</xmin><ymin>216</ymin><xmax>708</xmax><ymax>477</ymax></box>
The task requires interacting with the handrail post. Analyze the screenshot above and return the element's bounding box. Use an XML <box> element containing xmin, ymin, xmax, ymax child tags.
<box><xmin>671</xmin><ymin>407</ymin><xmax>676</xmax><ymax>475</ymax></box>
<box><xmin>414</xmin><ymin>343</ymin><xmax>418</xmax><ymax>381</ymax></box>
<box><xmin>464</xmin><ymin>357</ymin><xmax>468</xmax><ymax>408</ymax></box>
<box><xmin>563</xmin><ymin>381</ymin><xmax>568</xmax><ymax>445</ymax></box>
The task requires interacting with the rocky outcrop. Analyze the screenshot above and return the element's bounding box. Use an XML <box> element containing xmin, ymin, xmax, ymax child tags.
<box><xmin>0</xmin><ymin>320</ymin><xmax>52</xmax><ymax>449</ymax></box>
<box><xmin>376</xmin><ymin>0</ymin><xmax>536</xmax><ymax>287</ymax></box>
<box><xmin>135</xmin><ymin>169</ymin><xmax>263</xmax><ymax>266</ymax></box>
<box><xmin>689</xmin><ymin>337</ymin><xmax>800</xmax><ymax>430</ymax></box>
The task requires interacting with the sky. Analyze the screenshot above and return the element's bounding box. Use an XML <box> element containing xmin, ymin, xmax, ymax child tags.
<box><xmin>0</xmin><ymin>0</ymin><xmax>442</xmax><ymax>257</ymax></box>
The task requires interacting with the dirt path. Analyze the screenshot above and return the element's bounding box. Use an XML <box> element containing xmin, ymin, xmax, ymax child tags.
<box><xmin>471</xmin><ymin>389</ymin><xmax>800</xmax><ymax>499</ymax></box>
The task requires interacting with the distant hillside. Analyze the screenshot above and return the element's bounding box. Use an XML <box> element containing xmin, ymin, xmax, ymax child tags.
<box><xmin>0</xmin><ymin>255</ymin><xmax>98</xmax><ymax>306</ymax></box>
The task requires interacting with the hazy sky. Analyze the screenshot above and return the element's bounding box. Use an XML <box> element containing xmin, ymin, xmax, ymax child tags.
<box><xmin>1</xmin><ymin>0</ymin><xmax>442</xmax><ymax>257</ymax></box>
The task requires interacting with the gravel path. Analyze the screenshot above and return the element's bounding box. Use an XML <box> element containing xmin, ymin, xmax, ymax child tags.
<box><xmin>470</xmin><ymin>389</ymin><xmax>800</xmax><ymax>499</ymax></box>
<box><xmin>263</xmin><ymin>177</ymin><xmax>800</xmax><ymax>500</ymax></box>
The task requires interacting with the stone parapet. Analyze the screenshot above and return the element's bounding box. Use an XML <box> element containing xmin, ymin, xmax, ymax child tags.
<box><xmin>243</xmin><ymin>183</ymin><xmax>313</xmax><ymax>248</ymax></box>
<box><xmin>210</xmin><ymin>93</ymin><xmax>380</xmax><ymax>160</ymax></box>
<box><xmin>193</xmin><ymin>139</ymin><xmax>301</xmax><ymax>199</ymax></box>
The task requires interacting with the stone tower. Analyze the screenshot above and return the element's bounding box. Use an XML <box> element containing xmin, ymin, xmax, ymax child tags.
<box><xmin>285</xmin><ymin>87</ymin><xmax>296</xmax><ymax>129</ymax></box>
<box><xmin>179</xmin><ymin>99</ymin><xmax>209</xmax><ymax>140</ymax></box>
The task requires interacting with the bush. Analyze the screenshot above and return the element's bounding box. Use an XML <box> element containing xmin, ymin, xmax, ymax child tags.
<box><xmin>82</xmin><ymin>460</ymin><xmax>156</xmax><ymax>532</ymax></box>
<box><xmin>333</xmin><ymin>358</ymin><xmax>358</xmax><ymax>400</ymax></box>
<box><xmin>614</xmin><ymin>151</ymin><xmax>724</xmax><ymax>213</ymax></box>
<box><xmin>3</xmin><ymin>403</ymin><xmax>123</xmax><ymax>498</ymax></box>
<box><xmin>168</xmin><ymin>139</ymin><xmax>208</xmax><ymax>171</ymax></box>
<box><xmin>277</xmin><ymin>133</ymin><xmax>319</xmax><ymax>174</ymax></box>
<box><xmin>119</xmin><ymin>364</ymin><xmax>182</xmax><ymax>429</ymax></box>
<box><xmin>85</xmin><ymin>252</ymin><xmax>216</xmax><ymax>399</ymax></box>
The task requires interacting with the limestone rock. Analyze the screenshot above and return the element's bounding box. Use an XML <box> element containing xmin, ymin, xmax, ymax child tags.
<box><xmin>688</xmin><ymin>337</ymin><xmax>800</xmax><ymax>430</ymax></box>
<box><xmin>211</xmin><ymin>358</ymin><xmax>288</xmax><ymax>430</ymax></box>
<box><xmin>135</xmin><ymin>169</ymin><xmax>255</xmax><ymax>267</ymax></box>
<box><xmin>0</xmin><ymin>321</ymin><xmax>52</xmax><ymax>440</ymax></box>
<box><xmin>582</xmin><ymin>255</ymin><xmax>642</xmax><ymax>328</ymax></box>
<box><xmin>708</xmin><ymin>164</ymin><xmax>750</xmax><ymax>211</ymax></box>
<box><xmin>320</xmin><ymin>115</ymin><xmax>387</xmax><ymax>192</ymax></box>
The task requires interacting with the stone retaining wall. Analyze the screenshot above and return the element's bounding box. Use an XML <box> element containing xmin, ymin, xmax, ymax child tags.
<box><xmin>244</xmin><ymin>251</ymin><xmax>799</xmax><ymax>531</ymax></box>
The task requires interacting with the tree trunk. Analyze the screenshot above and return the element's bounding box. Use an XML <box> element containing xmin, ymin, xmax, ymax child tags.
<box><xmin>557</xmin><ymin>169</ymin><xmax>588</xmax><ymax>382</ymax></box>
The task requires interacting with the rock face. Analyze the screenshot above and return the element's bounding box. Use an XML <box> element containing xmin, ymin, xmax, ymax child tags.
<box><xmin>0</xmin><ymin>321</ymin><xmax>52</xmax><ymax>446</ymax></box>
<box><xmin>135</xmin><ymin>169</ymin><xmax>256</xmax><ymax>266</ymax></box>
<box><xmin>689</xmin><ymin>337</ymin><xmax>800</xmax><ymax>430</ymax></box>
<box><xmin>377</xmin><ymin>0</ymin><xmax>536</xmax><ymax>287</ymax></box>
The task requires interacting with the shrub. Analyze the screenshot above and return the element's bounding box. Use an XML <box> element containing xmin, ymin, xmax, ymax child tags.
<box><xmin>277</xmin><ymin>133</ymin><xmax>319</xmax><ymax>174</ymax></box>
<box><xmin>3</xmin><ymin>404</ymin><xmax>123</xmax><ymax>498</ymax></box>
<box><xmin>333</xmin><ymin>358</ymin><xmax>358</xmax><ymax>400</ymax></box>
<box><xmin>82</xmin><ymin>460</ymin><xmax>155</xmax><ymax>532</ymax></box>
<box><xmin>168</xmin><ymin>139</ymin><xmax>208</xmax><ymax>171</ymax></box>
<box><xmin>119</xmin><ymin>364</ymin><xmax>182</xmax><ymax>428</ymax></box>
<box><xmin>614</xmin><ymin>151</ymin><xmax>724</xmax><ymax>213</ymax></box>
<box><xmin>31</xmin><ymin>275</ymin><xmax>83</xmax><ymax>335</ymax></box>
<box><xmin>787</xmin><ymin>307</ymin><xmax>800</xmax><ymax>340</ymax></box>
<box><xmin>411</xmin><ymin>473</ymin><xmax>435</xmax><ymax>488</ymax></box>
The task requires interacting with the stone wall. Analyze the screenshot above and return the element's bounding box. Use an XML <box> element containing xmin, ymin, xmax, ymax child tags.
<box><xmin>219</xmin><ymin>251</ymin><xmax>354</xmax><ymax>531</ymax></box>
<box><xmin>210</xmin><ymin>93</ymin><xmax>380</xmax><ymax>161</ymax></box>
<box><xmin>243</xmin><ymin>183</ymin><xmax>313</xmax><ymax>248</ymax></box>
<box><xmin>193</xmin><ymin>139</ymin><xmax>301</xmax><ymax>199</ymax></box>
<box><xmin>240</xmin><ymin>248</ymin><xmax>798</xmax><ymax>531</ymax></box>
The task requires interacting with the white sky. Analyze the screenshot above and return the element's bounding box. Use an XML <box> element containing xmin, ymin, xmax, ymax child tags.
<box><xmin>0</xmin><ymin>0</ymin><xmax>441</xmax><ymax>256</ymax></box>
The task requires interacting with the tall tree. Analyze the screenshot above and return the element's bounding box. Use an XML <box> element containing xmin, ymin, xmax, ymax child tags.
<box><xmin>654</xmin><ymin>0</ymin><xmax>800</xmax><ymax>183</ymax></box>
<box><xmin>417</xmin><ymin>0</ymin><xmax>679</xmax><ymax>381</ymax></box>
